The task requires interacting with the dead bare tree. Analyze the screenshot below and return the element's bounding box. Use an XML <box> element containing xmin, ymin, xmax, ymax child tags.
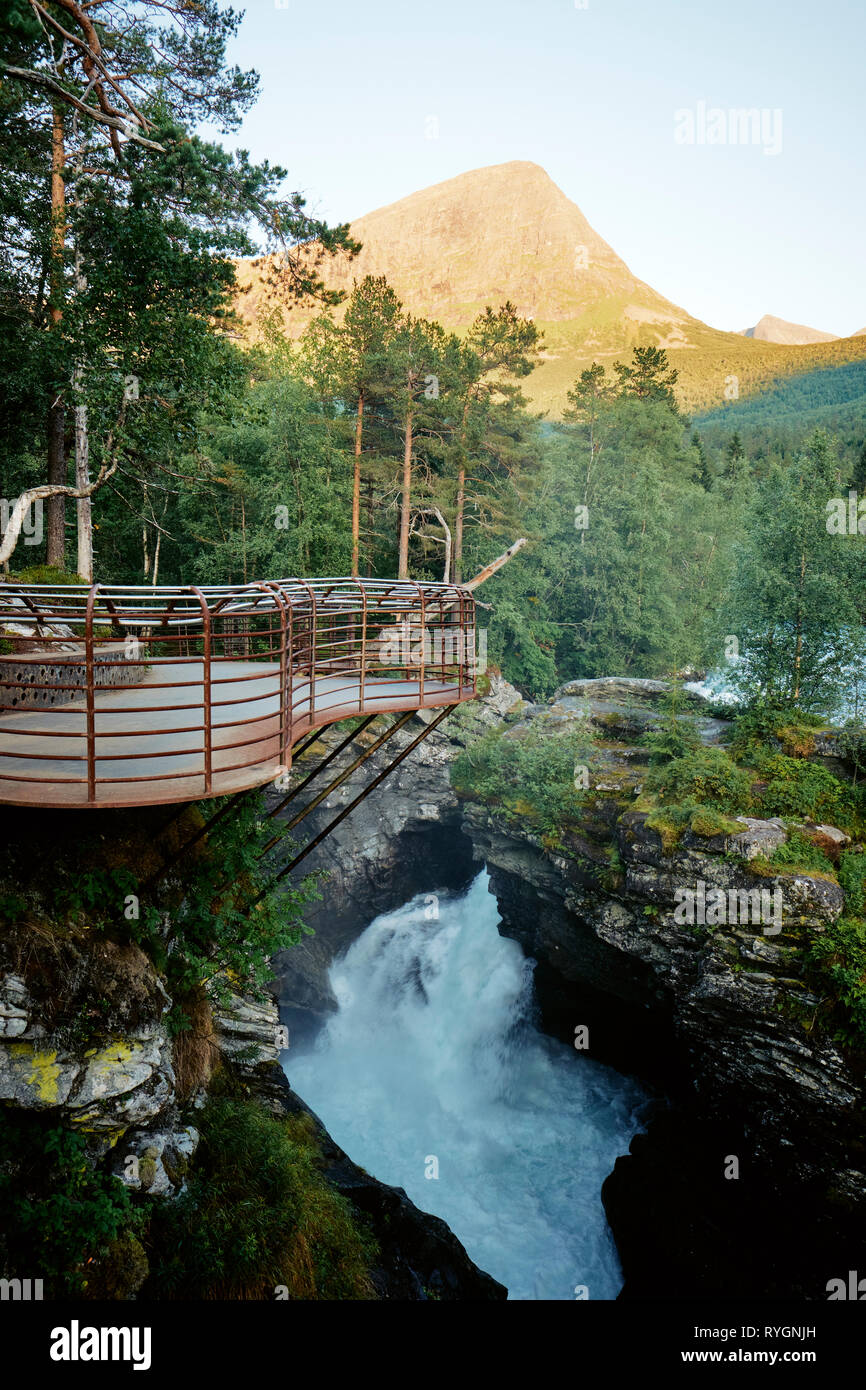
<box><xmin>410</xmin><ymin>507</ymin><xmax>452</xmax><ymax>584</ymax></box>
<box><xmin>0</xmin><ymin>401</ymin><xmax>128</xmax><ymax>571</ymax></box>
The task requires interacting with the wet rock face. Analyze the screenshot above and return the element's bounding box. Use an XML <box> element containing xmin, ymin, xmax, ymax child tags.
<box><xmin>467</xmin><ymin>798</ymin><xmax>863</xmax><ymax>1178</ymax></box>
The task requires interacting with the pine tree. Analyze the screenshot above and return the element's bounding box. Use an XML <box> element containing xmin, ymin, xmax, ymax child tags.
<box><xmin>389</xmin><ymin>316</ymin><xmax>447</xmax><ymax>580</ymax></box>
<box><xmin>336</xmin><ymin>277</ymin><xmax>403</xmax><ymax>576</ymax></box>
<box><xmin>614</xmin><ymin>346</ymin><xmax>680</xmax><ymax>412</ymax></box>
<box><xmin>451</xmin><ymin>303</ymin><xmax>541</xmax><ymax>580</ymax></box>
<box><xmin>691</xmin><ymin>430</ymin><xmax>713</xmax><ymax>489</ymax></box>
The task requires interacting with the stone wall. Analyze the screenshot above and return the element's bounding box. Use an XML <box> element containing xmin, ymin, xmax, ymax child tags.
<box><xmin>0</xmin><ymin>645</ymin><xmax>150</xmax><ymax>710</ymax></box>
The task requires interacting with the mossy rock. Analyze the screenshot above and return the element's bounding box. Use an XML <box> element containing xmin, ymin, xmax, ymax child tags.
<box><xmin>9</xmin><ymin>565</ymin><xmax>88</xmax><ymax>586</ymax></box>
<box><xmin>688</xmin><ymin>808</ymin><xmax>743</xmax><ymax>839</ymax></box>
<box><xmin>645</xmin><ymin>810</ymin><xmax>684</xmax><ymax>852</ymax></box>
<box><xmin>138</xmin><ymin>1148</ymin><xmax>159</xmax><ymax>1191</ymax></box>
<box><xmin>83</xmin><ymin>1230</ymin><xmax>149</xmax><ymax>1300</ymax></box>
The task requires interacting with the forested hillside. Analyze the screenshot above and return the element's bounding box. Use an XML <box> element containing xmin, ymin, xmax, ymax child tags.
<box><xmin>2</xmin><ymin>0</ymin><xmax>864</xmax><ymax>717</ymax></box>
<box><xmin>695</xmin><ymin>361</ymin><xmax>866</xmax><ymax>464</ymax></box>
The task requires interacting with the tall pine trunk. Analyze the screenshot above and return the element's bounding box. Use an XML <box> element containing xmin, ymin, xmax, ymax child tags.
<box><xmin>72</xmin><ymin>140</ymin><xmax>93</xmax><ymax>581</ymax></box>
<box><xmin>46</xmin><ymin>103</ymin><xmax>67</xmax><ymax>569</ymax></box>
<box><xmin>454</xmin><ymin>461</ymin><xmax>465</xmax><ymax>582</ymax></box>
<box><xmin>453</xmin><ymin>398</ymin><xmax>471</xmax><ymax>583</ymax></box>
<box><xmin>352</xmin><ymin>392</ymin><xmax>364</xmax><ymax>577</ymax></box>
<box><xmin>793</xmin><ymin>550</ymin><xmax>806</xmax><ymax>704</ymax></box>
<box><xmin>398</xmin><ymin>407</ymin><xmax>413</xmax><ymax>580</ymax></box>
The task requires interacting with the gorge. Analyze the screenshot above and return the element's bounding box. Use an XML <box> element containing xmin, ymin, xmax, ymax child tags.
<box><xmin>269</xmin><ymin>674</ymin><xmax>866</xmax><ymax>1300</ymax></box>
<box><xmin>2</xmin><ymin>668</ymin><xmax>864</xmax><ymax>1301</ymax></box>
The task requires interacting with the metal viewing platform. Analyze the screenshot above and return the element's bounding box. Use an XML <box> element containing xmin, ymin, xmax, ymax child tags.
<box><xmin>0</xmin><ymin>578</ymin><xmax>477</xmax><ymax>809</ymax></box>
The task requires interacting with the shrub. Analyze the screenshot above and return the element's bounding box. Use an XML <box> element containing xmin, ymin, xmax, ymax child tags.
<box><xmin>0</xmin><ymin>1113</ymin><xmax>140</xmax><ymax>1297</ymax></box>
<box><xmin>755</xmin><ymin>755</ymin><xmax>858</xmax><ymax>829</ymax></box>
<box><xmin>806</xmin><ymin>916</ymin><xmax>866</xmax><ymax>1050</ymax></box>
<box><xmin>687</xmin><ymin>806</ymin><xmax>744</xmax><ymax>839</ymax></box>
<box><xmin>645</xmin><ymin>746</ymin><xmax>752</xmax><ymax>813</ymax></box>
<box><xmin>839</xmin><ymin>850</ymin><xmax>866</xmax><ymax>916</ymax></box>
<box><xmin>143</xmin><ymin>1097</ymin><xmax>377</xmax><ymax>1299</ymax></box>
<box><xmin>836</xmin><ymin>725</ymin><xmax>866</xmax><ymax>778</ymax></box>
<box><xmin>726</xmin><ymin>704</ymin><xmax>823</xmax><ymax>760</ymax></box>
<box><xmin>768</xmin><ymin>831</ymin><xmax>837</xmax><ymax>877</ymax></box>
<box><xmin>451</xmin><ymin>721</ymin><xmax>593</xmax><ymax>833</ymax></box>
<box><xmin>40</xmin><ymin>793</ymin><xmax>320</xmax><ymax>1004</ymax></box>
<box><xmin>8</xmin><ymin>565</ymin><xmax>87</xmax><ymax>586</ymax></box>
<box><xmin>641</xmin><ymin>721</ymin><xmax>703</xmax><ymax>766</ymax></box>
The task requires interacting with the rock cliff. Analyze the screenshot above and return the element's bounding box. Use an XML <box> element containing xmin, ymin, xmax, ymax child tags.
<box><xmin>457</xmin><ymin>678</ymin><xmax>866</xmax><ymax>1297</ymax></box>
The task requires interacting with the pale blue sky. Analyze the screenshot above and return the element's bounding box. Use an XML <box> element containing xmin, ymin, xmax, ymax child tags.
<box><xmin>209</xmin><ymin>0</ymin><xmax>865</xmax><ymax>334</ymax></box>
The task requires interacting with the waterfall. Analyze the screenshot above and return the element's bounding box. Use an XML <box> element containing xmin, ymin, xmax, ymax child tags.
<box><xmin>284</xmin><ymin>871</ymin><xmax>647</xmax><ymax>1300</ymax></box>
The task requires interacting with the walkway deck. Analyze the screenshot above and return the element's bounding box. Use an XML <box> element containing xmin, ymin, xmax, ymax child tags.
<box><xmin>0</xmin><ymin>578</ymin><xmax>478</xmax><ymax>809</ymax></box>
<box><xmin>0</xmin><ymin>662</ymin><xmax>472</xmax><ymax>808</ymax></box>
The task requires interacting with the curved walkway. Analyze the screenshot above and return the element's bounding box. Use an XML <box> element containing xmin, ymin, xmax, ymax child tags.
<box><xmin>0</xmin><ymin>579</ymin><xmax>478</xmax><ymax>808</ymax></box>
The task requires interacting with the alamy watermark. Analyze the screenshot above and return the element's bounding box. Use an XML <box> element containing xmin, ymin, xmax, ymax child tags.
<box><xmin>826</xmin><ymin>491</ymin><xmax>866</xmax><ymax>536</ymax></box>
<box><xmin>674</xmin><ymin>879</ymin><xmax>783</xmax><ymax>935</ymax></box>
<box><xmin>0</xmin><ymin>496</ymin><xmax>43</xmax><ymax>546</ymax></box>
<box><xmin>674</xmin><ymin>102</ymin><xmax>783</xmax><ymax>157</ymax></box>
<box><xmin>377</xmin><ymin>623</ymin><xmax>487</xmax><ymax>675</ymax></box>
<box><xmin>50</xmin><ymin>1323</ymin><xmax>151</xmax><ymax>1370</ymax></box>
<box><xmin>0</xmin><ymin>1277</ymin><xmax>43</xmax><ymax>1300</ymax></box>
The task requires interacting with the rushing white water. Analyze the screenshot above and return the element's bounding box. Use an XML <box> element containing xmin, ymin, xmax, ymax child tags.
<box><xmin>687</xmin><ymin>654</ymin><xmax>866</xmax><ymax>725</ymax></box>
<box><xmin>283</xmin><ymin>872</ymin><xmax>648</xmax><ymax>1300</ymax></box>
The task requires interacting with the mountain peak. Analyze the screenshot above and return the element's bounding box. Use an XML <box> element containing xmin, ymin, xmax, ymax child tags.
<box><xmin>233</xmin><ymin>162</ymin><xmax>777</xmax><ymax>411</ymax></box>
<box><xmin>740</xmin><ymin>313</ymin><xmax>838</xmax><ymax>345</ymax></box>
<box><xmin>237</xmin><ymin>159</ymin><xmax>696</xmax><ymax>335</ymax></box>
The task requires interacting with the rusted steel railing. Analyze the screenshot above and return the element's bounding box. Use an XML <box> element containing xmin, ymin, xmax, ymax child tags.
<box><xmin>0</xmin><ymin>578</ymin><xmax>478</xmax><ymax>809</ymax></box>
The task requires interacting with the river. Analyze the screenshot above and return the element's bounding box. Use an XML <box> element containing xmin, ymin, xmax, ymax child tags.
<box><xmin>283</xmin><ymin>871</ymin><xmax>648</xmax><ymax>1300</ymax></box>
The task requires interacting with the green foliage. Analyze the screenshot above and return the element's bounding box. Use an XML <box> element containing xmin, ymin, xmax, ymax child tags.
<box><xmin>641</xmin><ymin>720</ymin><xmax>703</xmax><ymax>765</ymax></box>
<box><xmin>642</xmin><ymin>801</ymin><xmax>742</xmax><ymax>850</ymax></box>
<box><xmin>451</xmin><ymin>722</ymin><xmax>593</xmax><ymax>833</ymax></box>
<box><xmin>0</xmin><ymin>1112</ymin><xmax>139</xmax><ymax>1297</ymax></box>
<box><xmin>696</xmin><ymin>360</ymin><xmax>866</xmax><ymax>452</ymax></box>
<box><xmin>8</xmin><ymin>565</ymin><xmax>87</xmax><ymax>586</ymax></box>
<box><xmin>41</xmin><ymin>794</ymin><xmax>319</xmax><ymax>1002</ymax></box>
<box><xmin>640</xmin><ymin>683</ymin><xmax>706</xmax><ymax>766</ymax></box>
<box><xmin>144</xmin><ymin>1096</ymin><xmax>376</xmax><ymax>1299</ymax></box>
<box><xmin>726</xmin><ymin>704</ymin><xmax>824</xmax><ymax>760</ymax></box>
<box><xmin>839</xmin><ymin>850</ymin><xmax>866</xmax><ymax>916</ymax></box>
<box><xmin>613</xmin><ymin>346</ymin><xmax>681</xmax><ymax>413</ymax></box>
<box><xmin>136</xmin><ymin>795</ymin><xmax>319</xmax><ymax>1000</ymax></box>
<box><xmin>491</xmin><ymin>386</ymin><xmax>731</xmax><ymax>693</ymax></box>
<box><xmin>720</xmin><ymin>431</ymin><xmax>863</xmax><ymax>715</ymax></box>
<box><xmin>170</xmin><ymin>366</ymin><xmax>353</xmax><ymax>584</ymax></box>
<box><xmin>687</xmin><ymin>806</ymin><xmax>744</xmax><ymax>838</ymax></box>
<box><xmin>768</xmin><ymin>831</ymin><xmax>837</xmax><ymax>877</ymax></box>
<box><xmin>645</xmin><ymin>746</ymin><xmax>752</xmax><ymax>813</ymax></box>
<box><xmin>806</xmin><ymin>916</ymin><xmax>866</xmax><ymax>1050</ymax></box>
<box><xmin>754</xmin><ymin>755</ymin><xmax>859</xmax><ymax>829</ymax></box>
<box><xmin>837</xmin><ymin>726</ymin><xmax>866</xmax><ymax>778</ymax></box>
<box><xmin>485</xmin><ymin>596</ymin><xmax>559</xmax><ymax>698</ymax></box>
